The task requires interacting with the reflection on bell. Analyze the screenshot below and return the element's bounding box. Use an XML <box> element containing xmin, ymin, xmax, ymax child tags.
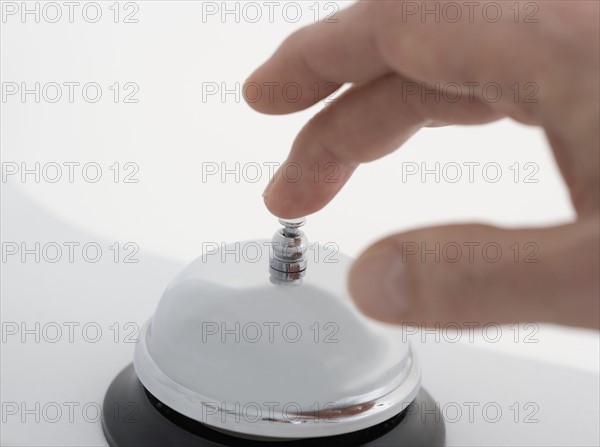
<box><xmin>102</xmin><ymin>219</ymin><xmax>445</xmax><ymax>446</ymax></box>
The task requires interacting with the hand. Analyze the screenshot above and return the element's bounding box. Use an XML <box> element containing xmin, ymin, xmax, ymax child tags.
<box><xmin>244</xmin><ymin>1</ymin><xmax>599</xmax><ymax>329</ymax></box>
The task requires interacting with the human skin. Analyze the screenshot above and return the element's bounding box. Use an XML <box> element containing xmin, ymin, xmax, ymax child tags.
<box><xmin>243</xmin><ymin>1</ymin><xmax>599</xmax><ymax>329</ymax></box>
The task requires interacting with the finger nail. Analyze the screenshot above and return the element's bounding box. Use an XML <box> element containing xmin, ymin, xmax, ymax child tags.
<box><xmin>262</xmin><ymin>180</ymin><xmax>274</xmax><ymax>199</ymax></box>
<box><xmin>349</xmin><ymin>245</ymin><xmax>409</xmax><ymax>322</ymax></box>
<box><xmin>262</xmin><ymin>164</ymin><xmax>281</xmax><ymax>199</ymax></box>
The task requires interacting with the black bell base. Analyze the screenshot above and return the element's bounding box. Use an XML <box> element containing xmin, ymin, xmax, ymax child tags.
<box><xmin>102</xmin><ymin>364</ymin><xmax>445</xmax><ymax>446</ymax></box>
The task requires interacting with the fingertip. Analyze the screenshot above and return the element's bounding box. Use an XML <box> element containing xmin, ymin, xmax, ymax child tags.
<box><xmin>242</xmin><ymin>72</ymin><xmax>278</xmax><ymax>115</ymax></box>
<box><xmin>262</xmin><ymin>178</ymin><xmax>319</xmax><ymax>219</ymax></box>
<box><xmin>348</xmin><ymin>242</ymin><xmax>409</xmax><ymax>324</ymax></box>
<box><xmin>262</xmin><ymin>157</ymin><xmax>355</xmax><ymax>219</ymax></box>
<box><xmin>243</xmin><ymin>61</ymin><xmax>323</xmax><ymax>115</ymax></box>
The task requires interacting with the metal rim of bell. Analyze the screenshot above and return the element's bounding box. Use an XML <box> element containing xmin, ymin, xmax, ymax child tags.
<box><xmin>133</xmin><ymin>320</ymin><xmax>422</xmax><ymax>439</ymax></box>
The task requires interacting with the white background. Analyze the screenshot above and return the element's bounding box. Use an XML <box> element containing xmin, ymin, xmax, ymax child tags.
<box><xmin>1</xmin><ymin>1</ymin><xmax>599</xmax><ymax>445</ymax></box>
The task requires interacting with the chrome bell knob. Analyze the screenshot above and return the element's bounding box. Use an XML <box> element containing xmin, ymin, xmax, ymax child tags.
<box><xmin>269</xmin><ymin>217</ymin><xmax>308</xmax><ymax>282</ymax></box>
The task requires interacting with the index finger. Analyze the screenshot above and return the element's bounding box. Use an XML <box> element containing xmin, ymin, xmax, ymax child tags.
<box><xmin>249</xmin><ymin>1</ymin><xmax>599</xmax><ymax>217</ymax></box>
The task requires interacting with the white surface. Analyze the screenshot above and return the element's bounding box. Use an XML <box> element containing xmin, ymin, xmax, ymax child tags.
<box><xmin>1</xmin><ymin>1</ymin><xmax>599</xmax><ymax>445</ymax></box>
